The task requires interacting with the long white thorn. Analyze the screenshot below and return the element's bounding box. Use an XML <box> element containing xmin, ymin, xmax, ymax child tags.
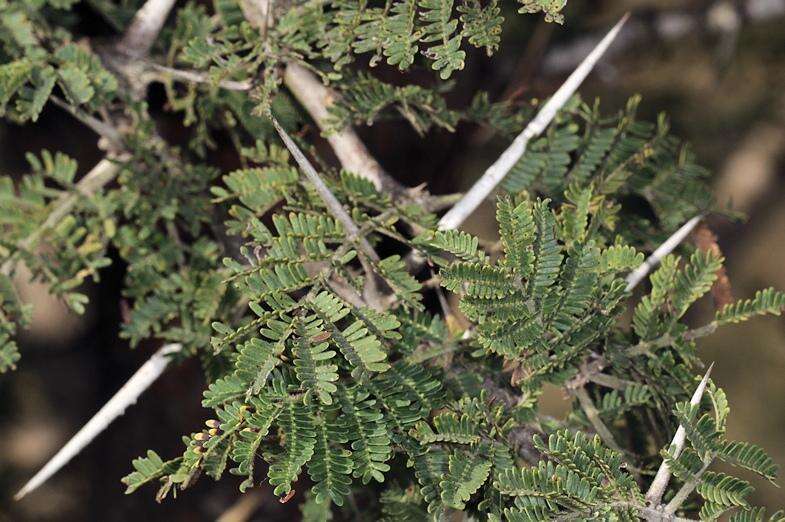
<box><xmin>14</xmin><ymin>344</ymin><xmax>182</xmax><ymax>500</ymax></box>
<box><xmin>437</xmin><ymin>13</ymin><xmax>629</xmax><ymax>231</ymax></box>
<box><xmin>625</xmin><ymin>215</ymin><xmax>703</xmax><ymax>291</ymax></box>
<box><xmin>644</xmin><ymin>363</ymin><xmax>714</xmax><ymax>508</ymax></box>
<box><xmin>14</xmin><ymin>0</ymin><xmax>181</xmax><ymax>502</ymax></box>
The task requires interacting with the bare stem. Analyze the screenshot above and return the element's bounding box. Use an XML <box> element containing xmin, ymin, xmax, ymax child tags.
<box><xmin>147</xmin><ymin>63</ymin><xmax>254</xmax><ymax>91</ymax></box>
<box><xmin>628</xmin><ymin>322</ymin><xmax>718</xmax><ymax>357</ymax></box>
<box><xmin>282</xmin><ymin>63</ymin><xmax>402</xmax><ymax>194</ymax></box>
<box><xmin>15</xmin><ymin>344</ymin><xmax>183</xmax><ymax>500</ymax></box>
<box><xmin>645</xmin><ymin>364</ymin><xmax>714</xmax><ymax>507</ymax></box>
<box><xmin>49</xmin><ymin>97</ymin><xmax>123</xmax><ymax>147</ymax></box>
<box><xmin>437</xmin><ymin>14</ymin><xmax>629</xmax><ymax>231</ymax></box>
<box><xmin>574</xmin><ymin>386</ymin><xmax>625</xmax><ymax>453</ymax></box>
<box><xmin>117</xmin><ymin>0</ymin><xmax>177</xmax><ymax>57</ymax></box>
<box><xmin>589</xmin><ymin>373</ymin><xmax>637</xmax><ymax>390</ymax></box>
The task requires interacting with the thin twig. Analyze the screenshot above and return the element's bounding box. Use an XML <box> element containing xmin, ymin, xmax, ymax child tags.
<box><xmin>574</xmin><ymin>386</ymin><xmax>625</xmax><ymax>453</ymax></box>
<box><xmin>49</xmin><ymin>97</ymin><xmax>124</xmax><ymax>147</ymax></box>
<box><xmin>270</xmin><ymin>116</ymin><xmax>379</xmax><ymax>263</ymax></box>
<box><xmin>2</xmin><ymin>157</ymin><xmax>126</xmax><ymax>277</ymax></box>
<box><xmin>423</xmin><ymin>192</ymin><xmax>463</xmax><ymax>212</ymax></box>
<box><xmin>628</xmin><ymin>322</ymin><xmax>718</xmax><ymax>357</ymax></box>
<box><xmin>15</xmin><ymin>344</ymin><xmax>183</xmax><ymax>500</ymax></box>
<box><xmin>146</xmin><ymin>63</ymin><xmax>254</xmax><ymax>91</ymax></box>
<box><xmin>326</xmin><ymin>276</ymin><xmax>366</xmax><ymax>309</ymax></box>
<box><xmin>437</xmin><ymin>14</ymin><xmax>629</xmax><ymax>231</ymax></box>
<box><xmin>589</xmin><ymin>373</ymin><xmax>637</xmax><ymax>390</ymax></box>
<box><xmin>270</xmin><ymin>116</ymin><xmax>391</xmax><ymax>310</ymax></box>
<box><xmin>625</xmin><ymin>215</ymin><xmax>703</xmax><ymax>291</ymax></box>
<box><xmin>117</xmin><ymin>0</ymin><xmax>177</xmax><ymax>57</ymax></box>
<box><xmin>644</xmin><ymin>364</ymin><xmax>714</xmax><ymax>508</ymax></box>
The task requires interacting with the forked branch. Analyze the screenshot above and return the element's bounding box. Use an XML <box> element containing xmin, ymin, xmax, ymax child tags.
<box><xmin>283</xmin><ymin>63</ymin><xmax>402</xmax><ymax>194</ymax></box>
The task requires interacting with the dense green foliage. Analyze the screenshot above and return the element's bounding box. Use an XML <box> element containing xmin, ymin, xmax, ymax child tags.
<box><xmin>1</xmin><ymin>0</ymin><xmax>783</xmax><ymax>520</ymax></box>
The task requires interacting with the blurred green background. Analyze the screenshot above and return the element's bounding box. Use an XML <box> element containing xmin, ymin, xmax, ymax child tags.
<box><xmin>1</xmin><ymin>0</ymin><xmax>784</xmax><ymax>520</ymax></box>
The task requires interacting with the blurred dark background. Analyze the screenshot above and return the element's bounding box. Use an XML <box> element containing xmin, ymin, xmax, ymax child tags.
<box><xmin>2</xmin><ymin>0</ymin><xmax>785</xmax><ymax>520</ymax></box>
